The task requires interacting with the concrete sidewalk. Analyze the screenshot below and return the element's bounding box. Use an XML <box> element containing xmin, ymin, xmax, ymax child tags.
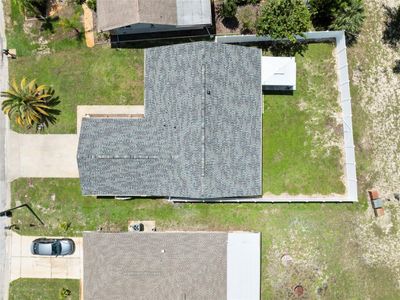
<box><xmin>7</xmin><ymin>132</ymin><xmax>79</xmax><ymax>181</ymax></box>
<box><xmin>9</xmin><ymin>232</ymin><xmax>82</xmax><ymax>281</ymax></box>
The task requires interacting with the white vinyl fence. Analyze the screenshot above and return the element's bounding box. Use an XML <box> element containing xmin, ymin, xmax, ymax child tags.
<box><xmin>172</xmin><ymin>31</ymin><xmax>358</xmax><ymax>203</ymax></box>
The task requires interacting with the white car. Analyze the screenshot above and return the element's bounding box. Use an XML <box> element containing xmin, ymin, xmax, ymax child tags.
<box><xmin>31</xmin><ymin>238</ymin><xmax>75</xmax><ymax>256</ymax></box>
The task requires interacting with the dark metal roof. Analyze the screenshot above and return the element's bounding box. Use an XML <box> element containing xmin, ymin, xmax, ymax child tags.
<box><xmin>83</xmin><ymin>232</ymin><xmax>228</xmax><ymax>300</ymax></box>
<box><xmin>77</xmin><ymin>42</ymin><xmax>262</xmax><ymax>198</ymax></box>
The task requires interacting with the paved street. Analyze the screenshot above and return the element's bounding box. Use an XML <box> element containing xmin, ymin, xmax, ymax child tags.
<box><xmin>0</xmin><ymin>0</ymin><xmax>9</xmax><ymax>298</ymax></box>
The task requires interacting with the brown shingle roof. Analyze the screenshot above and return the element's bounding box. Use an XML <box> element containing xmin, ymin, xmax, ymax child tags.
<box><xmin>83</xmin><ymin>232</ymin><xmax>228</xmax><ymax>300</ymax></box>
<box><xmin>97</xmin><ymin>0</ymin><xmax>177</xmax><ymax>31</ymax></box>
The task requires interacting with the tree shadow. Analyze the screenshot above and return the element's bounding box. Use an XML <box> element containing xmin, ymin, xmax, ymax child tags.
<box><xmin>39</xmin><ymin>16</ymin><xmax>59</xmax><ymax>33</ymax></box>
<box><xmin>221</xmin><ymin>17</ymin><xmax>239</xmax><ymax>30</ymax></box>
<box><xmin>382</xmin><ymin>5</ymin><xmax>400</xmax><ymax>48</ymax></box>
<box><xmin>258</xmin><ymin>41</ymin><xmax>308</xmax><ymax>57</ymax></box>
<box><xmin>393</xmin><ymin>60</ymin><xmax>400</xmax><ymax>73</ymax></box>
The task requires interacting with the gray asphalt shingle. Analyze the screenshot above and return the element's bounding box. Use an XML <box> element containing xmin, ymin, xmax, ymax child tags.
<box><xmin>77</xmin><ymin>42</ymin><xmax>262</xmax><ymax>198</ymax></box>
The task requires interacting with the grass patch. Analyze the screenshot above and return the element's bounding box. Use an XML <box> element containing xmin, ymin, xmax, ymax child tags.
<box><xmin>5</xmin><ymin>0</ymin><xmax>85</xmax><ymax>56</ymax></box>
<box><xmin>9</xmin><ymin>278</ymin><xmax>80</xmax><ymax>300</ymax></box>
<box><xmin>10</xmin><ymin>178</ymin><xmax>400</xmax><ymax>299</ymax></box>
<box><xmin>8</xmin><ymin>47</ymin><xmax>144</xmax><ymax>133</ymax></box>
<box><xmin>5</xmin><ymin>0</ymin><xmax>144</xmax><ymax>134</ymax></box>
<box><xmin>263</xmin><ymin>43</ymin><xmax>345</xmax><ymax>195</ymax></box>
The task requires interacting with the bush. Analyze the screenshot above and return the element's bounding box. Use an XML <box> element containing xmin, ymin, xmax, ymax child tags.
<box><xmin>219</xmin><ymin>0</ymin><xmax>237</xmax><ymax>19</ymax></box>
<box><xmin>235</xmin><ymin>0</ymin><xmax>260</xmax><ymax>4</ymax></box>
<box><xmin>309</xmin><ymin>0</ymin><xmax>365</xmax><ymax>43</ymax></box>
<box><xmin>75</xmin><ymin>0</ymin><xmax>96</xmax><ymax>11</ymax></box>
<box><xmin>256</xmin><ymin>0</ymin><xmax>311</xmax><ymax>42</ymax></box>
<box><xmin>87</xmin><ymin>0</ymin><xmax>96</xmax><ymax>11</ymax></box>
<box><xmin>59</xmin><ymin>287</ymin><xmax>71</xmax><ymax>299</ymax></box>
<box><xmin>237</xmin><ymin>5</ymin><xmax>258</xmax><ymax>33</ymax></box>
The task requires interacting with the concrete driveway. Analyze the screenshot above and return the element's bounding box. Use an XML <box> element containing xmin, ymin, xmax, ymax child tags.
<box><xmin>9</xmin><ymin>232</ymin><xmax>82</xmax><ymax>280</ymax></box>
<box><xmin>7</xmin><ymin>132</ymin><xmax>79</xmax><ymax>181</ymax></box>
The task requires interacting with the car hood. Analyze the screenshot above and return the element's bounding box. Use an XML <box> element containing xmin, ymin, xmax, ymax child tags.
<box><xmin>60</xmin><ymin>240</ymin><xmax>74</xmax><ymax>255</ymax></box>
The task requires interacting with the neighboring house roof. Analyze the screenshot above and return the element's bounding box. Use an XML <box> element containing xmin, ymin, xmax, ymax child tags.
<box><xmin>83</xmin><ymin>231</ymin><xmax>260</xmax><ymax>300</ymax></box>
<box><xmin>77</xmin><ymin>42</ymin><xmax>262</xmax><ymax>199</ymax></box>
<box><xmin>261</xmin><ymin>56</ymin><xmax>297</xmax><ymax>90</ymax></box>
<box><xmin>97</xmin><ymin>0</ymin><xmax>212</xmax><ymax>31</ymax></box>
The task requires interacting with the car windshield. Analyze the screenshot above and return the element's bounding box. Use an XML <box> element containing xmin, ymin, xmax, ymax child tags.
<box><xmin>51</xmin><ymin>241</ymin><xmax>61</xmax><ymax>255</ymax></box>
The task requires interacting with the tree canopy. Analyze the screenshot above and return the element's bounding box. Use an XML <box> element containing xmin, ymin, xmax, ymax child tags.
<box><xmin>256</xmin><ymin>0</ymin><xmax>311</xmax><ymax>42</ymax></box>
<box><xmin>309</xmin><ymin>0</ymin><xmax>365</xmax><ymax>43</ymax></box>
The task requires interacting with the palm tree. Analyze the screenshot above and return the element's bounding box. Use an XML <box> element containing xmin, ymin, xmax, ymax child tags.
<box><xmin>1</xmin><ymin>78</ymin><xmax>61</xmax><ymax>130</ymax></box>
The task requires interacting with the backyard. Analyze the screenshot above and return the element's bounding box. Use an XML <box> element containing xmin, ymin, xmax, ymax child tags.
<box><xmin>263</xmin><ymin>43</ymin><xmax>345</xmax><ymax>195</ymax></box>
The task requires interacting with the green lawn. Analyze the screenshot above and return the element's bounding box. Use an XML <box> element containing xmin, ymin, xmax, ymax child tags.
<box><xmin>5</xmin><ymin>0</ymin><xmax>85</xmax><ymax>57</ymax></box>
<box><xmin>8</xmin><ymin>47</ymin><xmax>144</xmax><ymax>133</ymax></box>
<box><xmin>9</xmin><ymin>278</ymin><xmax>80</xmax><ymax>300</ymax></box>
<box><xmin>263</xmin><ymin>43</ymin><xmax>345</xmax><ymax>195</ymax></box>
<box><xmin>10</xmin><ymin>178</ymin><xmax>400</xmax><ymax>299</ymax></box>
<box><xmin>5</xmin><ymin>0</ymin><xmax>144</xmax><ymax>134</ymax></box>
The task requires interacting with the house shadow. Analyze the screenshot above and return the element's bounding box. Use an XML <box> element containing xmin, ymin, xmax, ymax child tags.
<box><xmin>110</xmin><ymin>28</ymin><xmax>215</xmax><ymax>49</ymax></box>
<box><xmin>263</xmin><ymin>90</ymin><xmax>294</xmax><ymax>96</ymax></box>
<box><xmin>382</xmin><ymin>4</ymin><xmax>400</xmax><ymax>48</ymax></box>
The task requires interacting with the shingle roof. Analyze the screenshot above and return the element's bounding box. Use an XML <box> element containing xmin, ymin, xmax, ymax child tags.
<box><xmin>83</xmin><ymin>232</ymin><xmax>228</xmax><ymax>300</ymax></box>
<box><xmin>97</xmin><ymin>0</ymin><xmax>212</xmax><ymax>31</ymax></box>
<box><xmin>77</xmin><ymin>42</ymin><xmax>262</xmax><ymax>198</ymax></box>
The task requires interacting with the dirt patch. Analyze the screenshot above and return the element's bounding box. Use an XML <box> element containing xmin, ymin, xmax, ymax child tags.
<box><xmin>267</xmin><ymin>225</ymin><xmax>329</xmax><ymax>299</ymax></box>
<box><xmin>350</xmin><ymin>0</ymin><xmax>400</xmax><ymax>195</ymax></box>
<box><xmin>355</xmin><ymin>201</ymin><xmax>400</xmax><ymax>287</ymax></box>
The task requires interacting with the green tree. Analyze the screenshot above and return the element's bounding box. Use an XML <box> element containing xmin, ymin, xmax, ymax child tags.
<box><xmin>219</xmin><ymin>0</ymin><xmax>237</xmax><ymax>19</ymax></box>
<box><xmin>256</xmin><ymin>0</ymin><xmax>311</xmax><ymax>42</ymax></box>
<box><xmin>1</xmin><ymin>78</ymin><xmax>61</xmax><ymax>130</ymax></box>
<box><xmin>309</xmin><ymin>0</ymin><xmax>365</xmax><ymax>43</ymax></box>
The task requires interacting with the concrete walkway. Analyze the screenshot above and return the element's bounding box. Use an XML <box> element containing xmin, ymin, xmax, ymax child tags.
<box><xmin>7</xmin><ymin>132</ymin><xmax>79</xmax><ymax>181</ymax></box>
<box><xmin>9</xmin><ymin>232</ymin><xmax>82</xmax><ymax>280</ymax></box>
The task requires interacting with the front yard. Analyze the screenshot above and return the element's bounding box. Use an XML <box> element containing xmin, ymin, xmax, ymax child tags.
<box><xmin>9</xmin><ymin>278</ymin><xmax>80</xmax><ymax>300</ymax></box>
<box><xmin>10</xmin><ymin>177</ymin><xmax>400</xmax><ymax>299</ymax></box>
<box><xmin>5</xmin><ymin>0</ymin><xmax>144</xmax><ymax>134</ymax></box>
<box><xmin>8</xmin><ymin>47</ymin><xmax>144</xmax><ymax>133</ymax></box>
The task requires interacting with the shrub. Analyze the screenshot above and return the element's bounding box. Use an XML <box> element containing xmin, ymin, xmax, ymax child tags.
<box><xmin>237</xmin><ymin>5</ymin><xmax>258</xmax><ymax>33</ymax></box>
<box><xmin>59</xmin><ymin>287</ymin><xmax>71</xmax><ymax>299</ymax></box>
<box><xmin>86</xmin><ymin>0</ymin><xmax>96</xmax><ymax>11</ymax></box>
<box><xmin>256</xmin><ymin>0</ymin><xmax>311</xmax><ymax>42</ymax></box>
<box><xmin>75</xmin><ymin>0</ymin><xmax>96</xmax><ymax>11</ymax></box>
<box><xmin>309</xmin><ymin>0</ymin><xmax>365</xmax><ymax>43</ymax></box>
<box><xmin>219</xmin><ymin>0</ymin><xmax>237</xmax><ymax>19</ymax></box>
<box><xmin>235</xmin><ymin>0</ymin><xmax>260</xmax><ymax>4</ymax></box>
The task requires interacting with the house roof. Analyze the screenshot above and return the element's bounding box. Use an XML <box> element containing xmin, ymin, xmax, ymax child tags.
<box><xmin>77</xmin><ymin>42</ymin><xmax>262</xmax><ymax>199</ymax></box>
<box><xmin>97</xmin><ymin>0</ymin><xmax>212</xmax><ymax>31</ymax></box>
<box><xmin>83</xmin><ymin>231</ymin><xmax>260</xmax><ymax>300</ymax></box>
